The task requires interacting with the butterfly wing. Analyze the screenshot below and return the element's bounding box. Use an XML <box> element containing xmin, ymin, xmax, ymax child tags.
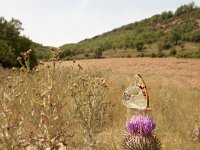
<box><xmin>122</xmin><ymin>74</ymin><xmax>149</xmax><ymax>110</ymax></box>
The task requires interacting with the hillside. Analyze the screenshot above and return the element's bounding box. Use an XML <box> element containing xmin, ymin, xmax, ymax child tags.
<box><xmin>60</xmin><ymin>2</ymin><xmax>200</xmax><ymax>60</ymax></box>
<box><xmin>31</xmin><ymin>42</ymin><xmax>51</xmax><ymax>60</ymax></box>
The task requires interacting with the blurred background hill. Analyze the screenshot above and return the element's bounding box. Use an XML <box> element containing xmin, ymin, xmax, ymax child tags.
<box><xmin>60</xmin><ymin>2</ymin><xmax>200</xmax><ymax>60</ymax></box>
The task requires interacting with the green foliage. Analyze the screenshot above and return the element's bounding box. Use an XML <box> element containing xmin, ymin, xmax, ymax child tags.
<box><xmin>189</xmin><ymin>29</ymin><xmax>200</xmax><ymax>42</ymax></box>
<box><xmin>29</xmin><ymin>41</ymin><xmax>51</xmax><ymax>61</ymax></box>
<box><xmin>135</xmin><ymin>40</ymin><xmax>144</xmax><ymax>51</ymax></box>
<box><xmin>159</xmin><ymin>40</ymin><xmax>172</xmax><ymax>50</ymax></box>
<box><xmin>160</xmin><ymin>11</ymin><xmax>173</xmax><ymax>20</ymax></box>
<box><xmin>0</xmin><ymin>40</ymin><xmax>16</xmax><ymax>67</ymax></box>
<box><xmin>0</xmin><ymin>17</ymin><xmax>38</xmax><ymax>68</ymax></box>
<box><xmin>157</xmin><ymin>49</ymin><xmax>165</xmax><ymax>58</ymax></box>
<box><xmin>94</xmin><ymin>47</ymin><xmax>103</xmax><ymax>58</ymax></box>
<box><xmin>127</xmin><ymin>54</ymin><xmax>131</xmax><ymax>58</ymax></box>
<box><xmin>60</xmin><ymin>2</ymin><xmax>200</xmax><ymax>59</ymax></box>
<box><xmin>169</xmin><ymin>47</ymin><xmax>177</xmax><ymax>56</ymax></box>
<box><xmin>34</xmin><ymin>46</ymin><xmax>51</xmax><ymax>60</ymax></box>
<box><xmin>136</xmin><ymin>52</ymin><xmax>145</xmax><ymax>57</ymax></box>
<box><xmin>176</xmin><ymin>51</ymin><xmax>200</xmax><ymax>58</ymax></box>
<box><xmin>170</xmin><ymin>27</ymin><xmax>181</xmax><ymax>45</ymax></box>
<box><xmin>151</xmin><ymin>53</ymin><xmax>157</xmax><ymax>58</ymax></box>
<box><xmin>175</xmin><ymin>2</ymin><xmax>197</xmax><ymax>16</ymax></box>
<box><xmin>60</xmin><ymin>49</ymin><xmax>75</xmax><ymax>58</ymax></box>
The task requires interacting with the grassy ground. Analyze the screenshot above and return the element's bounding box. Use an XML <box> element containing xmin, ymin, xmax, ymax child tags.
<box><xmin>0</xmin><ymin>58</ymin><xmax>200</xmax><ymax>149</ymax></box>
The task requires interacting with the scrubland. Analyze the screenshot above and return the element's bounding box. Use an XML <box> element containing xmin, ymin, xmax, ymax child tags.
<box><xmin>0</xmin><ymin>58</ymin><xmax>200</xmax><ymax>150</ymax></box>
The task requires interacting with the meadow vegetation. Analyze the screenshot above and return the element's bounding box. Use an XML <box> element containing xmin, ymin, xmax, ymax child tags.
<box><xmin>0</xmin><ymin>54</ymin><xmax>200</xmax><ymax>149</ymax></box>
<box><xmin>0</xmin><ymin>2</ymin><xmax>200</xmax><ymax>150</ymax></box>
<box><xmin>0</xmin><ymin>51</ymin><xmax>113</xmax><ymax>150</ymax></box>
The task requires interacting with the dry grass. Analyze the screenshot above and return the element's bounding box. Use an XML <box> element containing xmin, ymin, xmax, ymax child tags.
<box><xmin>1</xmin><ymin>58</ymin><xmax>200</xmax><ymax>149</ymax></box>
<box><xmin>56</xmin><ymin>58</ymin><xmax>200</xmax><ymax>149</ymax></box>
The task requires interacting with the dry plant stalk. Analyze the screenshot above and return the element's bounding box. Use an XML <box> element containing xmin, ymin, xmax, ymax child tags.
<box><xmin>0</xmin><ymin>48</ymin><xmax>113</xmax><ymax>150</ymax></box>
<box><xmin>69</xmin><ymin>67</ymin><xmax>111</xmax><ymax>150</ymax></box>
<box><xmin>0</xmin><ymin>48</ymin><xmax>73</xmax><ymax>149</ymax></box>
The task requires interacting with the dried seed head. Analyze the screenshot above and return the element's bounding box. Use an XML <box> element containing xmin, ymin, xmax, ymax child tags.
<box><xmin>35</xmin><ymin>68</ymin><xmax>39</xmax><ymax>72</ymax></box>
<box><xmin>17</xmin><ymin>56</ymin><xmax>22</xmax><ymax>61</ymax></box>
<box><xmin>7</xmin><ymin>76</ymin><xmax>12</xmax><ymax>79</ymax></box>
<box><xmin>39</xmin><ymin>61</ymin><xmax>44</xmax><ymax>65</ymax></box>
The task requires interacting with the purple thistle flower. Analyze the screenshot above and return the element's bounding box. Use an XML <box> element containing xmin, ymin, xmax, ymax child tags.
<box><xmin>125</xmin><ymin>115</ymin><xmax>156</xmax><ymax>136</ymax></box>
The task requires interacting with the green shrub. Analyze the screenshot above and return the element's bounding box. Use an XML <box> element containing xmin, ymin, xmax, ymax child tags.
<box><xmin>94</xmin><ymin>47</ymin><xmax>103</xmax><ymax>58</ymax></box>
<box><xmin>136</xmin><ymin>52</ymin><xmax>145</xmax><ymax>57</ymax></box>
<box><xmin>160</xmin><ymin>11</ymin><xmax>173</xmax><ymax>20</ymax></box>
<box><xmin>157</xmin><ymin>50</ymin><xmax>165</xmax><ymax>57</ymax></box>
<box><xmin>159</xmin><ymin>40</ymin><xmax>172</xmax><ymax>50</ymax></box>
<box><xmin>0</xmin><ymin>40</ymin><xmax>16</xmax><ymax>67</ymax></box>
<box><xmin>175</xmin><ymin>2</ymin><xmax>197</xmax><ymax>16</ymax></box>
<box><xmin>190</xmin><ymin>29</ymin><xmax>200</xmax><ymax>42</ymax></box>
<box><xmin>135</xmin><ymin>40</ymin><xmax>144</xmax><ymax>51</ymax></box>
<box><xmin>169</xmin><ymin>48</ymin><xmax>177</xmax><ymax>56</ymax></box>
<box><xmin>170</xmin><ymin>27</ymin><xmax>181</xmax><ymax>45</ymax></box>
<box><xmin>127</xmin><ymin>54</ymin><xmax>131</xmax><ymax>58</ymax></box>
<box><xmin>151</xmin><ymin>52</ymin><xmax>157</xmax><ymax>58</ymax></box>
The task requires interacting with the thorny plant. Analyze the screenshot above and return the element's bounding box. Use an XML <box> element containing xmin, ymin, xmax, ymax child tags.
<box><xmin>17</xmin><ymin>49</ymin><xmax>32</xmax><ymax>72</ymax></box>
<box><xmin>22</xmin><ymin>48</ymin><xmax>74</xmax><ymax>149</ymax></box>
<box><xmin>0</xmin><ymin>48</ymin><xmax>113</xmax><ymax>149</ymax></box>
<box><xmin>0</xmin><ymin>48</ymin><xmax>72</xmax><ymax>149</ymax></box>
<box><xmin>123</xmin><ymin>115</ymin><xmax>161</xmax><ymax>150</ymax></box>
<box><xmin>69</xmin><ymin>65</ymin><xmax>112</xmax><ymax>150</ymax></box>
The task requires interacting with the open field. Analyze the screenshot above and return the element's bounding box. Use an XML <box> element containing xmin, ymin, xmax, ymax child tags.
<box><xmin>1</xmin><ymin>58</ymin><xmax>200</xmax><ymax>150</ymax></box>
<box><xmin>57</xmin><ymin>57</ymin><xmax>200</xmax><ymax>87</ymax></box>
<box><xmin>48</xmin><ymin>58</ymin><xmax>200</xmax><ymax>149</ymax></box>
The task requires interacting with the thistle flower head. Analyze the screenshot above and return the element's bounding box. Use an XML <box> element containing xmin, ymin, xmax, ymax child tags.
<box><xmin>123</xmin><ymin>115</ymin><xmax>161</xmax><ymax>150</ymax></box>
<box><xmin>126</xmin><ymin>115</ymin><xmax>156</xmax><ymax>136</ymax></box>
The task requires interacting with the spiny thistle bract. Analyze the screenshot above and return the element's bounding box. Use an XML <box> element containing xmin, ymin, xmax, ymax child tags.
<box><xmin>123</xmin><ymin>115</ymin><xmax>161</xmax><ymax>150</ymax></box>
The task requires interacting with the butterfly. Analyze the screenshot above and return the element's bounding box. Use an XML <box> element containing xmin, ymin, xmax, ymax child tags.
<box><xmin>122</xmin><ymin>74</ymin><xmax>149</xmax><ymax>110</ymax></box>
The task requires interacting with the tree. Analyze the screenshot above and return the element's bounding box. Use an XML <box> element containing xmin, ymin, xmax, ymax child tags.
<box><xmin>169</xmin><ymin>48</ymin><xmax>177</xmax><ymax>56</ymax></box>
<box><xmin>175</xmin><ymin>2</ymin><xmax>196</xmax><ymax>16</ymax></box>
<box><xmin>94</xmin><ymin>47</ymin><xmax>103</xmax><ymax>59</ymax></box>
<box><xmin>190</xmin><ymin>29</ymin><xmax>200</xmax><ymax>42</ymax></box>
<box><xmin>160</xmin><ymin>11</ymin><xmax>173</xmax><ymax>20</ymax></box>
<box><xmin>170</xmin><ymin>27</ymin><xmax>181</xmax><ymax>45</ymax></box>
<box><xmin>0</xmin><ymin>17</ymin><xmax>37</xmax><ymax>68</ymax></box>
<box><xmin>0</xmin><ymin>40</ymin><xmax>16</xmax><ymax>67</ymax></box>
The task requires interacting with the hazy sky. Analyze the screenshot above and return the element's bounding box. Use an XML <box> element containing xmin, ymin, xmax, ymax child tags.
<box><xmin>1</xmin><ymin>0</ymin><xmax>200</xmax><ymax>47</ymax></box>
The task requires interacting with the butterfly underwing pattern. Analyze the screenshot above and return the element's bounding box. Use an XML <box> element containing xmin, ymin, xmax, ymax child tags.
<box><xmin>122</xmin><ymin>74</ymin><xmax>149</xmax><ymax>110</ymax></box>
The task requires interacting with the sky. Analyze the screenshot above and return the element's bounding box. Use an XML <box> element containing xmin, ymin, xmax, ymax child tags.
<box><xmin>1</xmin><ymin>0</ymin><xmax>200</xmax><ymax>47</ymax></box>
